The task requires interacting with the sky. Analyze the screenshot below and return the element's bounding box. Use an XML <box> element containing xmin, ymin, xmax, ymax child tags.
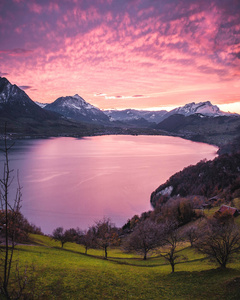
<box><xmin>0</xmin><ymin>0</ymin><xmax>240</xmax><ymax>113</ymax></box>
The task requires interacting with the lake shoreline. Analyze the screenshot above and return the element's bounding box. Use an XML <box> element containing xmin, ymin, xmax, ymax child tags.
<box><xmin>2</xmin><ymin>135</ymin><xmax>218</xmax><ymax>234</ymax></box>
<box><xmin>0</xmin><ymin>126</ymin><xmax>224</xmax><ymax>152</ymax></box>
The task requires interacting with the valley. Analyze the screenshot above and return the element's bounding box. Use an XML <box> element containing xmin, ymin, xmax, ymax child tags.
<box><xmin>1</xmin><ymin>76</ymin><xmax>240</xmax><ymax>299</ymax></box>
<box><xmin>1</xmin><ymin>76</ymin><xmax>240</xmax><ymax>150</ymax></box>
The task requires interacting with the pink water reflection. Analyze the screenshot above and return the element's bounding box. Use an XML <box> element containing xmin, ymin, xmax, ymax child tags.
<box><xmin>9</xmin><ymin>135</ymin><xmax>218</xmax><ymax>234</ymax></box>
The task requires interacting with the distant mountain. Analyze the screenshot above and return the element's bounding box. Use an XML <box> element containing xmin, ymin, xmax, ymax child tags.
<box><xmin>104</xmin><ymin>109</ymin><xmax>168</xmax><ymax>124</ymax></box>
<box><xmin>167</xmin><ymin>101</ymin><xmax>234</xmax><ymax>118</ymax></box>
<box><xmin>155</xmin><ymin>114</ymin><xmax>240</xmax><ymax>134</ymax></box>
<box><xmin>0</xmin><ymin>77</ymin><xmax>103</xmax><ymax>137</ymax></box>
<box><xmin>44</xmin><ymin>95</ymin><xmax>110</xmax><ymax>124</ymax></box>
<box><xmin>104</xmin><ymin>102</ymin><xmax>236</xmax><ymax>127</ymax></box>
<box><xmin>155</xmin><ymin>113</ymin><xmax>240</xmax><ymax>145</ymax></box>
<box><xmin>1</xmin><ymin>77</ymin><xmax>239</xmax><ymax>142</ymax></box>
<box><xmin>0</xmin><ymin>77</ymin><xmax>57</xmax><ymax>121</ymax></box>
<box><xmin>35</xmin><ymin>101</ymin><xmax>48</xmax><ymax>108</ymax></box>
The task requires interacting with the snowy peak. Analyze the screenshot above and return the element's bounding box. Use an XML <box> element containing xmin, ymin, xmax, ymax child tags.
<box><xmin>0</xmin><ymin>77</ymin><xmax>32</xmax><ymax>105</ymax></box>
<box><xmin>0</xmin><ymin>77</ymin><xmax>57</xmax><ymax>121</ymax></box>
<box><xmin>104</xmin><ymin>101</ymin><xmax>236</xmax><ymax>126</ymax></box>
<box><xmin>104</xmin><ymin>109</ymin><xmax>168</xmax><ymax>123</ymax></box>
<box><xmin>44</xmin><ymin>95</ymin><xmax>110</xmax><ymax>124</ymax></box>
<box><xmin>170</xmin><ymin>101</ymin><xmax>231</xmax><ymax>117</ymax></box>
<box><xmin>35</xmin><ymin>101</ymin><xmax>48</xmax><ymax>108</ymax></box>
<box><xmin>0</xmin><ymin>77</ymin><xmax>12</xmax><ymax>102</ymax></box>
<box><xmin>56</xmin><ymin>95</ymin><xmax>97</xmax><ymax>111</ymax></box>
<box><xmin>72</xmin><ymin>94</ymin><xmax>85</xmax><ymax>101</ymax></box>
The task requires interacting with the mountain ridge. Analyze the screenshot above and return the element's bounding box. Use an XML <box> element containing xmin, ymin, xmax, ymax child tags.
<box><xmin>0</xmin><ymin>77</ymin><xmax>57</xmax><ymax>121</ymax></box>
<box><xmin>0</xmin><ymin>77</ymin><xmax>105</xmax><ymax>137</ymax></box>
<box><xmin>44</xmin><ymin>94</ymin><xmax>110</xmax><ymax>124</ymax></box>
<box><xmin>167</xmin><ymin>101</ymin><xmax>234</xmax><ymax>117</ymax></box>
<box><xmin>1</xmin><ymin>76</ymin><xmax>239</xmax><ymax>146</ymax></box>
<box><xmin>105</xmin><ymin>101</ymin><xmax>237</xmax><ymax>125</ymax></box>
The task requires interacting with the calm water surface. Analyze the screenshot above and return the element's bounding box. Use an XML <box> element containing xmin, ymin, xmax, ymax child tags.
<box><xmin>3</xmin><ymin>135</ymin><xmax>218</xmax><ymax>234</ymax></box>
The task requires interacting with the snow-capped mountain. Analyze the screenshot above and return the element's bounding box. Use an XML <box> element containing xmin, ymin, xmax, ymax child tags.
<box><xmin>0</xmin><ymin>77</ymin><xmax>34</xmax><ymax>105</ymax></box>
<box><xmin>44</xmin><ymin>94</ymin><xmax>110</xmax><ymax>124</ymax></box>
<box><xmin>0</xmin><ymin>77</ymin><xmax>56</xmax><ymax>120</ymax></box>
<box><xmin>104</xmin><ymin>101</ymin><xmax>235</xmax><ymax>125</ymax></box>
<box><xmin>167</xmin><ymin>101</ymin><xmax>232</xmax><ymax>117</ymax></box>
<box><xmin>155</xmin><ymin>102</ymin><xmax>240</xmax><ymax>144</ymax></box>
<box><xmin>104</xmin><ymin>109</ymin><xmax>168</xmax><ymax>124</ymax></box>
<box><xmin>35</xmin><ymin>101</ymin><xmax>48</xmax><ymax>108</ymax></box>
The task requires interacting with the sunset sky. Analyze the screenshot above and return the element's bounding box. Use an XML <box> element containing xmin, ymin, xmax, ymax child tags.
<box><xmin>0</xmin><ymin>0</ymin><xmax>240</xmax><ymax>113</ymax></box>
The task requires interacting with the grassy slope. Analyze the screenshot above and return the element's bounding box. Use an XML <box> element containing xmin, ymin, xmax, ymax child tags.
<box><xmin>2</xmin><ymin>233</ymin><xmax>240</xmax><ymax>300</ymax></box>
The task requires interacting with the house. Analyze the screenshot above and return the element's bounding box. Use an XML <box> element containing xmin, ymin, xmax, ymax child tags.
<box><xmin>202</xmin><ymin>203</ymin><xmax>212</xmax><ymax>210</ymax></box>
<box><xmin>217</xmin><ymin>205</ymin><xmax>239</xmax><ymax>217</ymax></box>
<box><xmin>208</xmin><ymin>196</ymin><xmax>220</xmax><ymax>204</ymax></box>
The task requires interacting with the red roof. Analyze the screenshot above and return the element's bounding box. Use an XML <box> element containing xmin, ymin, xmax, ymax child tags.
<box><xmin>218</xmin><ymin>205</ymin><xmax>239</xmax><ymax>216</ymax></box>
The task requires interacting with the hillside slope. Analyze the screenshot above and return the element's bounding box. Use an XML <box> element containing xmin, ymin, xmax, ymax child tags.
<box><xmin>155</xmin><ymin>114</ymin><xmax>240</xmax><ymax>145</ymax></box>
<box><xmin>151</xmin><ymin>152</ymin><xmax>240</xmax><ymax>207</ymax></box>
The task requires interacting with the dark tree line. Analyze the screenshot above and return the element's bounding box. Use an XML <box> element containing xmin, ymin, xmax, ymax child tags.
<box><xmin>151</xmin><ymin>152</ymin><xmax>240</xmax><ymax>207</ymax></box>
<box><xmin>0</xmin><ymin>210</ymin><xmax>42</xmax><ymax>243</ymax></box>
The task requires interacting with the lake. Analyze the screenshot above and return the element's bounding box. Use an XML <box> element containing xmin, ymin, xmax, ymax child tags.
<box><xmin>1</xmin><ymin>135</ymin><xmax>218</xmax><ymax>234</ymax></box>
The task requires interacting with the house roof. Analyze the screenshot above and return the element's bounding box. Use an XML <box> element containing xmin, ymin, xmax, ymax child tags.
<box><xmin>218</xmin><ymin>205</ymin><xmax>239</xmax><ymax>215</ymax></box>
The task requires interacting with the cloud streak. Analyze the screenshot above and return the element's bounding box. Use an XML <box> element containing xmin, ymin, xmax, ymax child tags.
<box><xmin>0</xmin><ymin>0</ymin><xmax>239</xmax><ymax>111</ymax></box>
<box><xmin>19</xmin><ymin>85</ymin><xmax>32</xmax><ymax>90</ymax></box>
<box><xmin>95</xmin><ymin>94</ymin><xmax>146</xmax><ymax>100</ymax></box>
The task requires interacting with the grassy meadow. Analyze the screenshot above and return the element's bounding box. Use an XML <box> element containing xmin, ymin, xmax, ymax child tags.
<box><xmin>1</xmin><ymin>230</ymin><xmax>240</xmax><ymax>300</ymax></box>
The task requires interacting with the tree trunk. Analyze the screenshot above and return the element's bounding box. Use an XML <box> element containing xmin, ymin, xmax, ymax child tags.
<box><xmin>220</xmin><ymin>262</ymin><xmax>227</xmax><ymax>269</ymax></box>
<box><xmin>143</xmin><ymin>251</ymin><xmax>147</xmax><ymax>260</ymax></box>
<box><xmin>104</xmin><ymin>246</ymin><xmax>108</xmax><ymax>259</ymax></box>
<box><xmin>171</xmin><ymin>262</ymin><xmax>175</xmax><ymax>273</ymax></box>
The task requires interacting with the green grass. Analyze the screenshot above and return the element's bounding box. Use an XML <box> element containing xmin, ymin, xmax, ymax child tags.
<box><xmin>232</xmin><ymin>198</ymin><xmax>240</xmax><ymax>210</ymax></box>
<box><xmin>1</xmin><ymin>234</ymin><xmax>240</xmax><ymax>299</ymax></box>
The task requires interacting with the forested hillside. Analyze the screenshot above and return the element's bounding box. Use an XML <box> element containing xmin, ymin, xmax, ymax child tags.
<box><xmin>151</xmin><ymin>151</ymin><xmax>240</xmax><ymax>208</ymax></box>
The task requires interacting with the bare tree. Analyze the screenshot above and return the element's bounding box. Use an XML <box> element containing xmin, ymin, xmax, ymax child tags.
<box><xmin>93</xmin><ymin>218</ymin><xmax>118</xmax><ymax>259</ymax></box>
<box><xmin>123</xmin><ymin>219</ymin><xmax>163</xmax><ymax>260</ymax></box>
<box><xmin>52</xmin><ymin>227</ymin><xmax>73</xmax><ymax>248</ymax></box>
<box><xmin>0</xmin><ymin>127</ymin><xmax>27</xmax><ymax>299</ymax></box>
<box><xmin>194</xmin><ymin>215</ymin><xmax>240</xmax><ymax>268</ymax></box>
<box><xmin>159</xmin><ymin>221</ymin><xmax>183</xmax><ymax>273</ymax></box>
<box><xmin>184</xmin><ymin>225</ymin><xmax>199</xmax><ymax>247</ymax></box>
<box><xmin>65</xmin><ymin>227</ymin><xmax>82</xmax><ymax>244</ymax></box>
<box><xmin>79</xmin><ymin>227</ymin><xmax>97</xmax><ymax>254</ymax></box>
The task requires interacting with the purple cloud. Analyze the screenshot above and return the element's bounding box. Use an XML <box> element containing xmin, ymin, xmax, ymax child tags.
<box><xmin>19</xmin><ymin>85</ymin><xmax>32</xmax><ymax>90</ymax></box>
<box><xmin>0</xmin><ymin>0</ymin><xmax>239</xmax><ymax>110</ymax></box>
<box><xmin>132</xmin><ymin>95</ymin><xmax>144</xmax><ymax>98</ymax></box>
<box><xmin>0</xmin><ymin>72</ymin><xmax>9</xmax><ymax>76</ymax></box>
<box><xmin>0</xmin><ymin>48</ymin><xmax>33</xmax><ymax>56</ymax></box>
<box><xmin>234</xmin><ymin>52</ymin><xmax>240</xmax><ymax>59</ymax></box>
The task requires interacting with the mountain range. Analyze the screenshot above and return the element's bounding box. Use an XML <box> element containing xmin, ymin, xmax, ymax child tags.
<box><xmin>0</xmin><ymin>77</ymin><xmax>104</xmax><ymax>137</ymax></box>
<box><xmin>0</xmin><ymin>76</ymin><xmax>240</xmax><ymax>146</ymax></box>
<box><xmin>105</xmin><ymin>101</ymin><xmax>234</xmax><ymax>125</ymax></box>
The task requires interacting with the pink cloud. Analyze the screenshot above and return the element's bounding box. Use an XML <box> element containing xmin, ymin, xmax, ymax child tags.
<box><xmin>0</xmin><ymin>0</ymin><xmax>239</xmax><ymax>111</ymax></box>
<box><xmin>48</xmin><ymin>2</ymin><xmax>59</xmax><ymax>12</ymax></box>
<box><xmin>28</xmin><ymin>2</ymin><xmax>43</xmax><ymax>14</ymax></box>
